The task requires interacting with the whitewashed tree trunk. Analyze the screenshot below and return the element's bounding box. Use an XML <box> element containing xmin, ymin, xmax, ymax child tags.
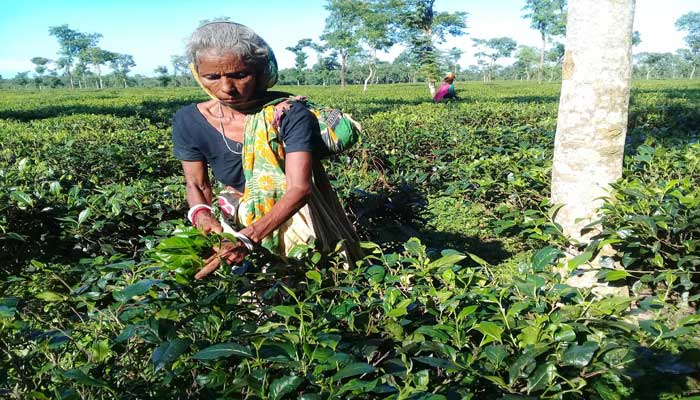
<box><xmin>552</xmin><ymin>0</ymin><xmax>636</xmax><ymax>293</ymax></box>
<box><xmin>551</xmin><ymin>0</ymin><xmax>635</xmax><ymax>245</ymax></box>
<box><xmin>340</xmin><ymin>52</ymin><xmax>347</xmax><ymax>88</ymax></box>
<box><xmin>427</xmin><ymin>80</ymin><xmax>436</xmax><ymax>96</ymax></box>
<box><xmin>538</xmin><ymin>32</ymin><xmax>546</xmax><ymax>83</ymax></box>
<box><xmin>363</xmin><ymin>64</ymin><xmax>374</xmax><ymax>92</ymax></box>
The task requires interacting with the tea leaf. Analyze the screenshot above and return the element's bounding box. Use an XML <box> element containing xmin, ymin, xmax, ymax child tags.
<box><xmin>192</xmin><ymin>343</ymin><xmax>253</xmax><ymax>360</ymax></box>
<box><xmin>332</xmin><ymin>362</ymin><xmax>375</xmax><ymax>381</ymax></box>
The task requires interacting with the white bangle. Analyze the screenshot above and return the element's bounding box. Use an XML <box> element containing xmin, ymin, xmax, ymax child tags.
<box><xmin>187</xmin><ymin>204</ymin><xmax>213</xmax><ymax>225</ymax></box>
<box><xmin>232</xmin><ymin>231</ymin><xmax>255</xmax><ymax>252</ymax></box>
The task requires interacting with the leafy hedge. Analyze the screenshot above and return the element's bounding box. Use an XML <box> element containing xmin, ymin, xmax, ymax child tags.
<box><xmin>1</xmin><ymin>81</ymin><xmax>699</xmax><ymax>398</ymax></box>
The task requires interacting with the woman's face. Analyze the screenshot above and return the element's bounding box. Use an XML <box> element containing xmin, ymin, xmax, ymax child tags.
<box><xmin>197</xmin><ymin>51</ymin><xmax>257</xmax><ymax>105</ymax></box>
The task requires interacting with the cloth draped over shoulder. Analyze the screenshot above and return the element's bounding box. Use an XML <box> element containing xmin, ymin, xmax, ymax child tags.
<box><xmin>189</xmin><ymin>63</ymin><xmax>361</xmax><ymax>262</ymax></box>
<box><xmin>237</xmin><ymin>104</ymin><xmax>361</xmax><ymax>261</ymax></box>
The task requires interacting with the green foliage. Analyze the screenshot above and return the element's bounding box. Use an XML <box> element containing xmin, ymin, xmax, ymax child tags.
<box><xmin>1</xmin><ymin>81</ymin><xmax>700</xmax><ymax>398</ymax></box>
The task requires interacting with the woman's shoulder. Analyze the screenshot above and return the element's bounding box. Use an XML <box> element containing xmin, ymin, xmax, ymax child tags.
<box><xmin>173</xmin><ymin>103</ymin><xmax>199</xmax><ymax>122</ymax></box>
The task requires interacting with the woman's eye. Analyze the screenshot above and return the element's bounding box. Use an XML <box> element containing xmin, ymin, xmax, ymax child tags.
<box><xmin>225</xmin><ymin>72</ymin><xmax>249</xmax><ymax>79</ymax></box>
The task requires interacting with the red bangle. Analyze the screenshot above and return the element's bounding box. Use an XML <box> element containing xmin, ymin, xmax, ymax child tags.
<box><xmin>191</xmin><ymin>208</ymin><xmax>211</xmax><ymax>228</ymax></box>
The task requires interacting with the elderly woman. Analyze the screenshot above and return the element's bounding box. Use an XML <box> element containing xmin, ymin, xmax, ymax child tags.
<box><xmin>172</xmin><ymin>21</ymin><xmax>358</xmax><ymax>279</ymax></box>
<box><xmin>433</xmin><ymin>73</ymin><xmax>458</xmax><ymax>102</ymax></box>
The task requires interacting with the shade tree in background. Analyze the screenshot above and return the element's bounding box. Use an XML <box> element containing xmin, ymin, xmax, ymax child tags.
<box><xmin>322</xmin><ymin>0</ymin><xmax>363</xmax><ymax>87</ymax></box>
<box><xmin>355</xmin><ymin>0</ymin><xmax>398</xmax><ymax>90</ymax></box>
<box><xmin>635</xmin><ymin>52</ymin><xmax>680</xmax><ymax>79</ymax></box>
<box><xmin>110</xmin><ymin>54</ymin><xmax>136</xmax><ymax>88</ymax></box>
<box><xmin>48</xmin><ymin>25</ymin><xmax>102</xmax><ymax>89</ymax></box>
<box><xmin>632</xmin><ymin>30</ymin><xmax>642</xmax><ymax>47</ymax></box>
<box><xmin>154</xmin><ymin>66</ymin><xmax>170</xmax><ymax>87</ymax></box>
<box><xmin>286</xmin><ymin>38</ymin><xmax>315</xmax><ymax>85</ymax></box>
<box><xmin>522</xmin><ymin>0</ymin><xmax>567</xmax><ymax>83</ymax></box>
<box><xmin>30</xmin><ymin>57</ymin><xmax>51</xmax><ymax>90</ymax></box>
<box><xmin>675</xmin><ymin>12</ymin><xmax>700</xmax><ymax>79</ymax></box>
<box><xmin>445</xmin><ymin>47</ymin><xmax>463</xmax><ymax>74</ymax></box>
<box><xmin>472</xmin><ymin>37</ymin><xmax>517</xmax><ymax>82</ymax></box>
<box><xmin>170</xmin><ymin>55</ymin><xmax>190</xmax><ymax>86</ymax></box>
<box><xmin>544</xmin><ymin>42</ymin><xmax>565</xmax><ymax>81</ymax></box>
<box><xmin>79</xmin><ymin>47</ymin><xmax>116</xmax><ymax>89</ymax></box>
<box><xmin>394</xmin><ymin>0</ymin><xmax>467</xmax><ymax>95</ymax></box>
<box><xmin>514</xmin><ymin>45</ymin><xmax>539</xmax><ymax>81</ymax></box>
<box><xmin>312</xmin><ymin>50</ymin><xmax>341</xmax><ymax>85</ymax></box>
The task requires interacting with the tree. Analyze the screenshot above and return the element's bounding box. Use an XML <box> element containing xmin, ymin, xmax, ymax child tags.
<box><xmin>522</xmin><ymin>0</ymin><xmax>567</xmax><ymax>83</ymax></box>
<box><xmin>110</xmin><ymin>54</ymin><xmax>136</xmax><ymax>88</ymax></box>
<box><xmin>395</xmin><ymin>0</ymin><xmax>467</xmax><ymax>95</ymax></box>
<box><xmin>30</xmin><ymin>57</ymin><xmax>51</xmax><ymax>89</ymax></box>
<box><xmin>550</xmin><ymin>0</ymin><xmax>635</xmax><ymax>291</ymax></box>
<box><xmin>635</xmin><ymin>52</ymin><xmax>675</xmax><ymax>79</ymax></box>
<box><xmin>545</xmin><ymin>42</ymin><xmax>565</xmax><ymax>81</ymax></box>
<box><xmin>13</xmin><ymin>72</ymin><xmax>30</xmax><ymax>89</ymax></box>
<box><xmin>322</xmin><ymin>0</ymin><xmax>362</xmax><ymax>87</ymax></box>
<box><xmin>154</xmin><ymin>65</ymin><xmax>170</xmax><ymax>87</ymax></box>
<box><xmin>48</xmin><ymin>25</ymin><xmax>102</xmax><ymax>89</ymax></box>
<box><xmin>286</xmin><ymin>38</ymin><xmax>313</xmax><ymax>85</ymax></box>
<box><xmin>675</xmin><ymin>12</ymin><xmax>700</xmax><ymax>79</ymax></box>
<box><xmin>312</xmin><ymin>49</ymin><xmax>340</xmax><ymax>85</ymax></box>
<box><xmin>472</xmin><ymin>37</ymin><xmax>517</xmax><ymax>82</ymax></box>
<box><xmin>170</xmin><ymin>55</ymin><xmax>190</xmax><ymax>86</ymax></box>
<box><xmin>514</xmin><ymin>45</ymin><xmax>539</xmax><ymax>80</ymax></box>
<box><xmin>355</xmin><ymin>0</ymin><xmax>398</xmax><ymax>91</ymax></box>
<box><xmin>446</xmin><ymin>47</ymin><xmax>462</xmax><ymax>74</ymax></box>
<box><xmin>632</xmin><ymin>30</ymin><xmax>641</xmax><ymax>47</ymax></box>
<box><xmin>393</xmin><ymin>49</ymin><xmax>420</xmax><ymax>83</ymax></box>
<box><xmin>80</xmin><ymin>47</ymin><xmax>115</xmax><ymax>89</ymax></box>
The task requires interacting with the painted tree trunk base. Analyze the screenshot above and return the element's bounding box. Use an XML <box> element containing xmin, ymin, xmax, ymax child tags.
<box><xmin>560</xmin><ymin>245</ymin><xmax>629</xmax><ymax>298</ymax></box>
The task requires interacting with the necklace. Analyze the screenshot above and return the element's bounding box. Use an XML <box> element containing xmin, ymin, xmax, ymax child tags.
<box><xmin>217</xmin><ymin>102</ymin><xmax>242</xmax><ymax>155</ymax></box>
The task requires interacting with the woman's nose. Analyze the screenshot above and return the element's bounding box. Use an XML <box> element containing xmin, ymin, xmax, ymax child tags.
<box><xmin>220</xmin><ymin>77</ymin><xmax>236</xmax><ymax>93</ymax></box>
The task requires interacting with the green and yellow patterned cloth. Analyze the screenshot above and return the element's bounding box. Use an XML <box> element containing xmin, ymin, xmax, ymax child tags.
<box><xmin>238</xmin><ymin>104</ymin><xmax>313</xmax><ymax>254</ymax></box>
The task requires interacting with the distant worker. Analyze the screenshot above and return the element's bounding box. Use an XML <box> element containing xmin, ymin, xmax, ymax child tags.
<box><xmin>433</xmin><ymin>72</ymin><xmax>458</xmax><ymax>102</ymax></box>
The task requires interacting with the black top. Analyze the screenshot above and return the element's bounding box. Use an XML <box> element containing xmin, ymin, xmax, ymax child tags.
<box><xmin>172</xmin><ymin>101</ymin><xmax>322</xmax><ymax>192</ymax></box>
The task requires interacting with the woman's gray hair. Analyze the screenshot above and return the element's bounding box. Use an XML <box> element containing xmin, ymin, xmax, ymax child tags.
<box><xmin>187</xmin><ymin>21</ymin><xmax>278</xmax><ymax>91</ymax></box>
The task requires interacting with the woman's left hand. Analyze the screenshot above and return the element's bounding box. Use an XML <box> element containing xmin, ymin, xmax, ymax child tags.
<box><xmin>195</xmin><ymin>240</ymin><xmax>249</xmax><ymax>279</ymax></box>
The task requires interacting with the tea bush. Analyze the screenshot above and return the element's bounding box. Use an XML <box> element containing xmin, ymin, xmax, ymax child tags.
<box><xmin>1</xmin><ymin>81</ymin><xmax>699</xmax><ymax>399</ymax></box>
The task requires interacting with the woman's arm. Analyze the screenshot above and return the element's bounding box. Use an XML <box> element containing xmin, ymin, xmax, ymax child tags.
<box><xmin>181</xmin><ymin>160</ymin><xmax>223</xmax><ymax>234</ymax></box>
<box><xmin>195</xmin><ymin>151</ymin><xmax>312</xmax><ymax>279</ymax></box>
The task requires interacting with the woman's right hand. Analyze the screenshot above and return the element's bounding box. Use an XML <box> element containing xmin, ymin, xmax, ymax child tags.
<box><xmin>195</xmin><ymin>211</ymin><xmax>223</xmax><ymax>234</ymax></box>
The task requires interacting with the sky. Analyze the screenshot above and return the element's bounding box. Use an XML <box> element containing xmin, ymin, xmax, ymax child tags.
<box><xmin>0</xmin><ymin>0</ymin><xmax>696</xmax><ymax>78</ymax></box>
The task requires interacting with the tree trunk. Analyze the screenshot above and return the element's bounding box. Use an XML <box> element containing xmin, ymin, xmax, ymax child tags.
<box><xmin>689</xmin><ymin>65</ymin><xmax>695</xmax><ymax>80</ymax></box>
<box><xmin>538</xmin><ymin>32</ymin><xmax>546</xmax><ymax>83</ymax></box>
<box><xmin>427</xmin><ymin>80</ymin><xmax>436</xmax><ymax>96</ymax></box>
<box><xmin>646</xmin><ymin>69</ymin><xmax>650</xmax><ymax>80</ymax></box>
<box><xmin>363</xmin><ymin>64</ymin><xmax>374</xmax><ymax>92</ymax></box>
<box><xmin>123</xmin><ymin>78</ymin><xmax>128</xmax><ymax>88</ymax></box>
<box><xmin>552</xmin><ymin>0</ymin><xmax>636</xmax><ymax>293</ymax></box>
<box><xmin>69</xmin><ymin>71</ymin><xmax>74</xmax><ymax>89</ymax></box>
<box><xmin>551</xmin><ymin>0</ymin><xmax>635</xmax><ymax>252</ymax></box>
<box><xmin>340</xmin><ymin>52</ymin><xmax>346</xmax><ymax>88</ymax></box>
